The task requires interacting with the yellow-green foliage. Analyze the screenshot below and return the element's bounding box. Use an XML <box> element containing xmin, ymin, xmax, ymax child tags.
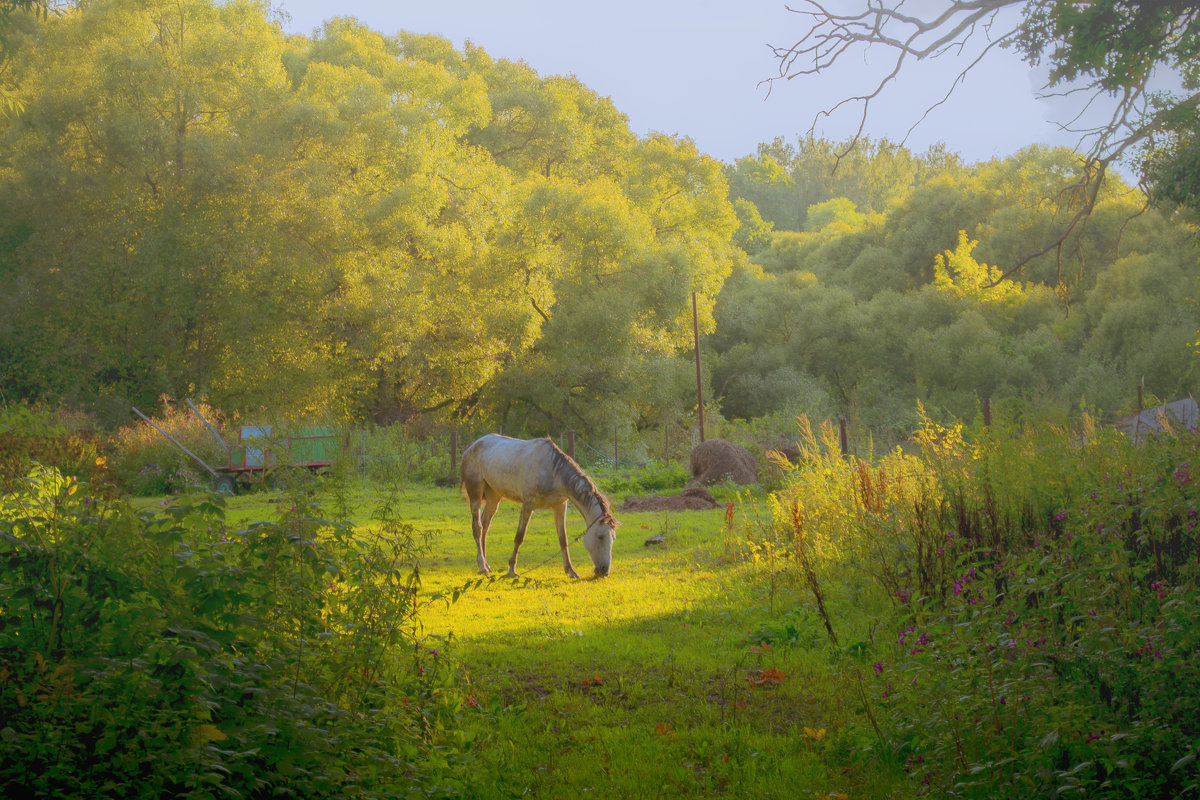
<box><xmin>743</xmin><ymin>407</ymin><xmax>1200</xmax><ymax>798</ymax></box>
<box><xmin>110</xmin><ymin>397</ymin><xmax>230</xmax><ymax>495</ymax></box>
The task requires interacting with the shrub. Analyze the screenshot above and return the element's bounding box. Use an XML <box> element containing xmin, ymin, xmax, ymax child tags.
<box><xmin>0</xmin><ymin>403</ymin><xmax>108</xmax><ymax>490</ymax></box>
<box><xmin>0</xmin><ymin>464</ymin><xmax>471</xmax><ymax>798</ymax></box>
<box><xmin>110</xmin><ymin>397</ymin><xmax>230</xmax><ymax>495</ymax></box>
<box><xmin>745</xmin><ymin>407</ymin><xmax>1200</xmax><ymax>797</ymax></box>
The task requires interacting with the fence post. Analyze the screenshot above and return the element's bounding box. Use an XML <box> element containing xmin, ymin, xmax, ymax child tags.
<box><xmin>614</xmin><ymin>425</ymin><xmax>619</xmax><ymax>467</ymax></box>
<box><xmin>838</xmin><ymin>415</ymin><xmax>849</xmax><ymax>456</ymax></box>
<box><xmin>665</xmin><ymin>427</ymin><xmax>670</xmax><ymax>465</ymax></box>
<box><xmin>567</xmin><ymin>430</ymin><xmax>576</xmax><ymax>461</ymax></box>
<box><xmin>449</xmin><ymin>429</ymin><xmax>458</xmax><ymax>478</ymax></box>
<box><xmin>983</xmin><ymin>397</ymin><xmax>992</xmax><ymax>428</ymax></box>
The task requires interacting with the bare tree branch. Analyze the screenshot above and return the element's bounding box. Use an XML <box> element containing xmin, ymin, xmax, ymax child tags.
<box><xmin>764</xmin><ymin>0</ymin><xmax>1200</xmax><ymax>276</ymax></box>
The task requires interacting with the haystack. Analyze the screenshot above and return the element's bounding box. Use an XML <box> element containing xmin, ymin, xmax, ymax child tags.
<box><xmin>688</xmin><ymin>438</ymin><xmax>758</xmax><ymax>486</ymax></box>
<box><xmin>619</xmin><ymin>486</ymin><xmax>719</xmax><ymax>513</ymax></box>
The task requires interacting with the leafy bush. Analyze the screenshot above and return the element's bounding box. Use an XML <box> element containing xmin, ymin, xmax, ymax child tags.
<box><xmin>0</xmin><ymin>464</ymin><xmax>471</xmax><ymax>798</ymax></box>
<box><xmin>0</xmin><ymin>403</ymin><xmax>108</xmax><ymax>490</ymax></box>
<box><xmin>595</xmin><ymin>460</ymin><xmax>691</xmax><ymax>495</ymax></box>
<box><xmin>744</xmin><ymin>407</ymin><xmax>1200</xmax><ymax>797</ymax></box>
<box><xmin>354</xmin><ymin>424</ymin><xmax>457</xmax><ymax>485</ymax></box>
<box><xmin>109</xmin><ymin>397</ymin><xmax>230</xmax><ymax>495</ymax></box>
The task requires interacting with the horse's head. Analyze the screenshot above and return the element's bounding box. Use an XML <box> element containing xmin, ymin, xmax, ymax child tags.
<box><xmin>583</xmin><ymin>519</ymin><xmax>617</xmax><ymax>577</ymax></box>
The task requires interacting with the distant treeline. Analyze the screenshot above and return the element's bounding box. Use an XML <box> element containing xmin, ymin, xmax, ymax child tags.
<box><xmin>718</xmin><ymin>139</ymin><xmax>1198</xmax><ymax>430</ymax></box>
<box><xmin>0</xmin><ymin>0</ymin><xmax>1195</xmax><ymax>439</ymax></box>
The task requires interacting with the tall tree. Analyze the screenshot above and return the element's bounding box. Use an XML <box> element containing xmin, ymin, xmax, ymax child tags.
<box><xmin>767</xmin><ymin>1</ymin><xmax>1200</xmax><ymax>261</ymax></box>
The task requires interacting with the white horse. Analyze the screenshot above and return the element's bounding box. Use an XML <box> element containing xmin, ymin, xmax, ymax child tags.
<box><xmin>460</xmin><ymin>434</ymin><xmax>619</xmax><ymax>578</ymax></box>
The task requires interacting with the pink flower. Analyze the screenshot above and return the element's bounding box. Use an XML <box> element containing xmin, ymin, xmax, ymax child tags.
<box><xmin>874</xmin><ymin>661</ymin><xmax>885</xmax><ymax>676</ymax></box>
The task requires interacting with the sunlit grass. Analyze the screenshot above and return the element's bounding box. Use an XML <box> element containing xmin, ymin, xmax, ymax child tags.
<box><xmin>137</xmin><ymin>479</ymin><xmax>907</xmax><ymax>798</ymax></box>
<box><xmin>368</xmin><ymin>485</ymin><xmax>905</xmax><ymax>799</ymax></box>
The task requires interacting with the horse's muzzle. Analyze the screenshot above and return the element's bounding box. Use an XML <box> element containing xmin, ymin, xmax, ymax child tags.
<box><xmin>593</xmin><ymin>565</ymin><xmax>610</xmax><ymax>578</ymax></box>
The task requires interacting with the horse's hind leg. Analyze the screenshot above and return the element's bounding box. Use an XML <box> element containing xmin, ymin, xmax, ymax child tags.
<box><xmin>468</xmin><ymin>484</ymin><xmax>493</xmax><ymax>575</ymax></box>
<box><xmin>506</xmin><ymin>504</ymin><xmax>535</xmax><ymax>578</ymax></box>
<box><xmin>478</xmin><ymin>493</ymin><xmax>500</xmax><ymax>574</ymax></box>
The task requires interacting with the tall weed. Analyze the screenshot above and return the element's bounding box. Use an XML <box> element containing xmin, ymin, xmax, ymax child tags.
<box><xmin>110</xmin><ymin>396</ymin><xmax>230</xmax><ymax>495</ymax></box>
<box><xmin>0</xmin><ymin>464</ymin><xmax>471</xmax><ymax>798</ymax></box>
<box><xmin>742</xmin><ymin>407</ymin><xmax>1200</xmax><ymax>797</ymax></box>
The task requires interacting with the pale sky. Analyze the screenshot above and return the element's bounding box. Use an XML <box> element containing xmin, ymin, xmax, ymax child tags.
<box><xmin>274</xmin><ymin>0</ymin><xmax>1080</xmax><ymax>167</ymax></box>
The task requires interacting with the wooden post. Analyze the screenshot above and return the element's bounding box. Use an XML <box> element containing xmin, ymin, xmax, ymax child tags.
<box><xmin>613</xmin><ymin>425</ymin><xmax>619</xmax><ymax>467</ymax></box>
<box><xmin>665</xmin><ymin>427</ymin><xmax>670</xmax><ymax>465</ymax></box>
<box><xmin>567</xmin><ymin>430</ymin><xmax>576</xmax><ymax>461</ymax></box>
<box><xmin>983</xmin><ymin>397</ymin><xmax>992</xmax><ymax>428</ymax></box>
<box><xmin>692</xmin><ymin>292</ymin><xmax>706</xmax><ymax>443</ymax></box>
<box><xmin>449</xmin><ymin>429</ymin><xmax>458</xmax><ymax>478</ymax></box>
<box><xmin>838</xmin><ymin>415</ymin><xmax>849</xmax><ymax>456</ymax></box>
<box><xmin>1137</xmin><ymin>381</ymin><xmax>1144</xmax><ymax>413</ymax></box>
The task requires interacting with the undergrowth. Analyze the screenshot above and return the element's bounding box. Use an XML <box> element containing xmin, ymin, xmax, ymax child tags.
<box><xmin>0</xmin><ymin>463</ymin><xmax>472</xmax><ymax>799</ymax></box>
<box><xmin>734</xmin><ymin>408</ymin><xmax>1200</xmax><ymax>797</ymax></box>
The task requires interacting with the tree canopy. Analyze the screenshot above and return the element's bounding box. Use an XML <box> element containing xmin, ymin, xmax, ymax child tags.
<box><xmin>768</xmin><ymin>0</ymin><xmax>1200</xmax><ymax>251</ymax></box>
<box><xmin>0</xmin><ymin>0</ymin><xmax>1195</xmax><ymax>443</ymax></box>
<box><xmin>0</xmin><ymin>0</ymin><xmax>737</xmax><ymax>432</ymax></box>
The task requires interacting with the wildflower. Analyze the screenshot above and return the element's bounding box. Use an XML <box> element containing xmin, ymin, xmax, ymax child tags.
<box><xmin>999</xmin><ymin>696</ymin><xmax>1007</xmax><ymax>705</ymax></box>
<box><xmin>917</xmin><ymin>633</ymin><xmax>929</xmax><ymax>646</ymax></box>
<box><xmin>894</xmin><ymin>589</ymin><xmax>911</xmax><ymax>604</ymax></box>
<box><xmin>1054</xmin><ymin>512</ymin><xmax>1067</xmax><ymax>522</ymax></box>
<box><xmin>1174</xmin><ymin>463</ymin><xmax>1191</xmax><ymax>486</ymax></box>
<box><xmin>874</xmin><ymin>661</ymin><xmax>885</xmax><ymax>676</ymax></box>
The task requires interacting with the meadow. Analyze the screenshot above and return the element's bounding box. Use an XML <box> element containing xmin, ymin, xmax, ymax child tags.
<box><xmin>199</xmin><ymin>480</ymin><xmax>900</xmax><ymax>798</ymax></box>
<box><xmin>4</xmin><ymin>411</ymin><xmax>1199</xmax><ymax>799</ymax></box>
<box><xmin>392</xmin><ymin>487</ymin><xmax>891</xmax><ymax>799</ymax></box>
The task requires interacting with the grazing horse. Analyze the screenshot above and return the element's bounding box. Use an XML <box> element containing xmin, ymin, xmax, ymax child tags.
<box><xmin>460</xmin><ymin>434</ymin><xmax>619</xmax><ymax>578</ymax></box>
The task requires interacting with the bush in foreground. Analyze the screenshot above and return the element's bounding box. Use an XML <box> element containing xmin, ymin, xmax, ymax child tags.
<box><xmin>0</xmin><ymin>465</ymin><xmax>470</xmax><ymax>798</ymax></box>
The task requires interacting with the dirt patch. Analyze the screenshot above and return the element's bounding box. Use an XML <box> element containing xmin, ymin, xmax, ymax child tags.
<box><xmin>688</xmin><ymin>439</ymin><xmax>758</xmax><ymax>486</ymax></box>
<box><xmin>618</xmin><ymin>486</ymin><xmax>720</xmax><ymax>513</ymax></box>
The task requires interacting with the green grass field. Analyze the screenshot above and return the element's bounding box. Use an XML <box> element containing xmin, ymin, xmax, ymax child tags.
<box><xmin>242</xmin><ymin>481</ymin><xmax>905</xmax><ymax>800</ymax></box>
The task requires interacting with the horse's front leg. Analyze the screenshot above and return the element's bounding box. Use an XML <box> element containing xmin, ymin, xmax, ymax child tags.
<box><xmin>553</xmin><ymin>500</ymin><xmax>580</xmax><ymax>579</ymax></box>
<box><xmin>506</xmin><ymin>504</ymin><xmax>535</xmax><ymax>578</ymax></box>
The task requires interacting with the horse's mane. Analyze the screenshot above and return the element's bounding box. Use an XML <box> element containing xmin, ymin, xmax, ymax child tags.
<box><xmin>543</xmin><ymin>439</ymin><xmax>619</xmax><ymax>527</ymax></box>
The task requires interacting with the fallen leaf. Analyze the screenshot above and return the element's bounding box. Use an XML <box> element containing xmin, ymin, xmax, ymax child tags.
<box><xmin>746</xmin><ymin>668</ymin><xmax>787</xmax><ymax>687</ymax></box>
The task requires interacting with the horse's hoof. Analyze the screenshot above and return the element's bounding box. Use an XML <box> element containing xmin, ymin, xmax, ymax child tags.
<box><xmin>505</xmin><ymin>569</ymin><xmax>519</xmax><ymax>578</ymax></box>
<box><xmin>566</xmin><ymin>570</ymin><xmax>581</xmax><ymax>580</ymax></box>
